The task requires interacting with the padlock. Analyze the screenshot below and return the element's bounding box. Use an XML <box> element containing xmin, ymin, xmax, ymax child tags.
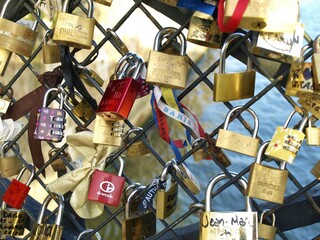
<box><xmin>78</xmin><ymin>65</ymin><xmax>105</xmax><ymax>88</ymax></box>
<box><xmin>107</xmin><ymin>28</ymin><xmax>130</xmax><ymax>56</ymax></box>
<box><xmin>312</xmin><ymin>35</ymin><xmax>320</xmax><ymax>90</ymax></box>
<box><xmin>30</xmin><ymin>192</ymin><xmax>64</xmax><ymax>240</ymax></box>
<box><xmin>213</xmin><ymin>33</ymin><xmax>256</xmax><ymax>102</ymax></box>
<box><xmin>146</xmin><ymin>27</ymin><xmax>189</xmax><ymax>89</ymax></box>
<box><xmin>88</xmin><ymin>156</ymin><xmax>126</xmax><ymax>207</ymax></box>
<box><xmin>92</xmin><ymin>115</ymin><xmax>124</xmax><ymax>146</ymax></box>
<box><xmin>310</xmin><ymin>160</ymin><xmax>320</xmax><ymax>178</ymax></box>
<box><xmin>252</xmin><ymin>22</ymin><xmax>304</xmax><ymax>64</ymax></box>
<box><xmin>53</xmin><ymin>0</ymin><xmax>95</xmax><ymax>49</ymax></box>
<box><xmin>187</xmin><ymin>11</ymin><xmax>222</xmax><ymax>48</ymax></box>
<box><xmin>223</xmin><ymin>0</ymin><xmax>299</xmax><ymax>32</ymax></box>
<box><xmin>123</xmin><ymin>127</ymin><xmax>150</xmax><ymax>157</ymax></box>
<box><xmin>34</xmin><ymin>87</ymin><xmax>66</xmax><ymax>142</ymax></box>
<box><xmin>0</xmin><ymin>2</ymin><xmax>39</xmax><ymax>57</ymax></box>
<box><xmin>192</xmin><ymin>137</ymin><xmax>209</xmax><ymax>162</ymax></box>
<box><xmin>216</xmin><ymin>105</ymin><xmax>260</xmax><ymax>157</ymax></box>
<box><xmin>96</xmin><ymin>52</ymin><xmax>143</xmax><ymax>120</ymax></box>
<box><xmin>298</xmin><ymin>97</ymin><xmax>320</xmax><ymax>120</ymax></box>
<box><xmin>258</xmin><ymin>209</ymin><xmax>277</xmax><ymax>240</ymax></box>
<box><xmin>42</xmin><ymin>29</ymin><xmax>61</xmax><ymax>64</ymax></box>
<box><xmin>93</xmin><ymin>0</ymin><xmax>112</xmax><ymax>6</ymax></box>
<box><xmin>157</xmin><ymin>0</ymin><xmax>178</xmax><ymax>7</ymax></box>
<box><xmin>156</xmin><ymin>160</ymin><xmax>178</xmax><ymax>219</ymax></box>
<box><xmin>247</xmin><ymin>141</ymin><xmax>288</xmax><ymax>204</ymax></box>
<box><xmin>171</xmin><ymin>159</ymin><xmax>201</xmax><ymax>194</ymax></box>
<box><xmin>0</xmin><ymin>48</ymin><xmax>12</xmax><ymax>76</ymax></box>
<box><xmin>0</xmin><ymin>201</ymin><xmax>28</xmax><ymax>236</ymax></box>
<box><xmin>306</xmin><ymin>117</ymin><xmax>320</xmax><ymax>146</ymax></box>
<box><xmin>0</xmin><ymin>142</ymin><xmax>23</xmax><ymax>178</ymax></box>
<box><xmin>200</xmin><ymin>172</ymin><xmax>258</xmax><ymax>239</ymax></box>
<box><xmin>0</xmin><ymin>86</ymin><xmax>13</xmax><ymax>114</ymax></box>
<box><xmin>265</xmin><ymin>109</ymin><xmax>308</xmax><ymax>164</ymax></box>
<box><xmin>77</xmin><ymin>229</ymin><xmax>102</xmax><ymax>240</ymax></box>
<box><xmin>66</xmin><ymin>91</ymin><xmax>95</xmax><ymax>123</ymax></box>
<box><xmin>48</xmin><ymin>148</ymin><xmax>71</xmax><ymax>172</ymax></box>
<box><xmin>2</xmin><ymin>164</ymin><xmax>35</xmax><ymax>209</ymax></box>
<box><xmin>285</xmin><ymin>44</ymin><xmax>320</xmax><ymax>100</ymax></box>
<box><xmin>122</xmin><ymin>185</ymin><xmax>156</xmax><ymax>240</ymax></box>
<box><xmin>122</xmin><ymin>182</ymin><xmax>142</xmax><ymax>205</ymax></box>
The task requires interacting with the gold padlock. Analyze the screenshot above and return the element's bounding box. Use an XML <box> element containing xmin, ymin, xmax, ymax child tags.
<box><xmin>42</xmin><ymin>29</ymin><xmax>61</xmax><ymax>64</ymax></box>
<box><xmin>92</xmin><ymin>115</ymin><xmax>124</xmax><ymax>146</ymax></box>
<box><xmin>0</xmin><ymin>48</ymin><xmax>12</xmax><ymax>76</ymax></box>
<box><xmin>216</xmin><ymin>106</ymin><xmax>260</xmax><ymax>157</ymax></box>
<box><xmin>306</xmin><ymin>116</ymin><xmax>320</xmax><ymax>146</ymax></box>
<box><xmin>53</xmin><ymin>0</ymin><xmax>95</xmax><ymax>49</ymax></box>
<box><xmin>298</xmin><ymin>97</ymin><xmax>320</xmax><ymax>119</ymax></box>
<box><xmin>252</xmin><ymin>22</ymin><xmax>304</xmax><ymax>64</ymax></box>
<box><xmin>157</xmin><ymin>0</ymin><xmax>178</xmax><ymax>7</ymax></box>
<box><xmin>213</xmin><ymin>33</ymin><xmax>256</xmax><ymax>102</ymax></box>
<box><xmin>310</xmin><ymin>160</ymin><xmax>320</xmax><ymax>178</ymax></box>
<box><xmin>0</xmin><ymin>142</ymin><xmax>23</xmax><ymax>178</ymax></box>
<box><xmin>123</xmin><ymin>127</ymin><xmax>151</xmax><ymax>158</ymax></box>
<box><xmin>247</xmin><ymin>141</ymin><xmax>288</xmax><ymax>204</ymax></box>
<box><xmin>0</xmin><ymin>86</ymin><xmax>13</xmax><ymax>114</ymax></box>
<box><xmin>93</xmin><ymin>0</ymin><xmax>112</xmax><ymax>6</ymax></box>
<box><xmin>66</xmin><ymin>91</ymin><xmax>95</xmax><ymax>123</ymax></box>
<box><xmin>187</xmin><ymin>11</ymin><xmax>222</xmax><ymax>48</ymax></box>
<box><xmin>191</xmin><ymin>137</ymin><xmax>209</xmax><ymax>162</ymax></box>
<box><xmin>258</xmin><ymin>209</ymin><xmax>277</xmax><ymax>240</ymax></box>
<box><xmin>224</xmin><ymin>0</ymin><xmax>299</xmax><ymax>32</ymax></box>
<box><xmin>312</xmin><ymin>35</ymin><xmax>320</xmax><ymax>90</ymax></box>
<box><xmin>78</xmin><ymin>66</ymin><xmax>105</xmax><ymax>87</ymax></box>
<box><xmin>48</xmin><ymin>148</ymin><xmax>71</xmax><ymax>172</ymax></box>
<box><xmin>0</xmin><ymin>4</ymin><xmax>39</xmax><ymax>57</ymax></box>
<box><xmin>146</xmin><ymin>27</ymin><xmax>189</xmax><ymax>89</ymax></box>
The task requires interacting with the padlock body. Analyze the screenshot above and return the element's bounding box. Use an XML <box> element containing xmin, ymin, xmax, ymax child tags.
<box><xmin>34</xmin><ymin>107</ymin><xmax>66</xmax><ymax>142</ymax></box>
<box><xmin>216</xmin><ymin>129</ymin><xmax>259</xmax><ymax>157</ymax></box>
<box><xmin>192</xmin><ymin>148</ymin><xmax>208</xmax><ymax>162</ymax></box>
<box><xmin>53</xmin><ymin>12</ymin><xmax>95</xmax><ymax>49</ymax></box>
<box><xmin>51</xmin><ymin>158</ymin><xmax>67</xmax><ymax>172</ymax></box>
<box><xmin>306</xmin><ymin>127</ymin><xmax>320</xmax><ymax>145</ymax></box>
<box><xmin>310</xmin><ymin>160</ymin><xmax>320</xmax><ymax>178</ymax></box>
<box><xmin>156</xmin><ymin>182</ymin><xmax>178</xmax><ymax>219</ymax></box>
<box><xmin>88</xmin><ymin>170</ymin><xmax>125</xmax><ymax>207</ymax></box>
<box><xmin>178</xmin><ymin>164</ymin><xmax>201</xmax><ymax>194</ymax></box>
<box><xmin>94</xmin><ymin>0</ymin><xmax>113</xmax><ymax>6</ymax></box>
<box><xmin>146</xmin><ymin>51</ymin><xmax>188</xmax><ymax>89</ymax></box>
<box><xmin>135</xmin><ymin>77</ymin><xmax>150</xmax><ymax>98</ymax></box>
<box><xmin>0</xmin><ymin>18</ymin><xmax>38</xmax><ymax>57</ymax></box>
<box><xmin>42</xmin><ymin>43</ymin><xmax>61</xmax><ymax>64</ymax></box>
<box><xmin>0</xmin><ymin>48</ymin><xmax>12</xmax><ymax>76</ymax></box>
<box><xmin>0</xmin><ymin>98</ymin><xmax>11</xmax><ymax>114</ymax></box>
<box><xmin>79</xmin><ymin>70</ymin><xmax>104</xmax><ymax>87</ymax></box>
<box><xmin>265</xmin><ymin>126</ymin><xmax>305</xmax><ymax>164</ymax></box>
<box><xmin>157</xmin><ymin>0</ymin><xmax>178</xmax><ymax>7</ymax></box>
<box><xmin>247</xmin><ymin>163</ymin><xmax>288</xmax><ymax>204</ymax></box>
<box><xmin>96</xmin><ymin>77</ymin><xmax>140</xmax><ymax>120</ymax></box>
<box><xmin>2</xmin><ymin>179</ymin><xmax>31</xmax><ymax>209</ymax></box>
<box><xmin>0</xmin><ymin>156</ymin><xmax>23</xmax><ymax>178</ymax></box>
<box><xmin>127</xmin><ymin>139</ymin><xmax>150</xmax><ymax>158</ymax></box>
<box><xmin>30</xmin><ymin>224</ymin><xmax>63</xmax><ymax>240</ymax></box>
<box><xmin>213</xmin><ymin>71</ymin><xmax>256</xmax><ymax>102</ymax></box>
<box><xmin>72</xmin><ymin>100</ymin><xmax>95</xmax><ymax>123</ymax></box>
<box><xmin>224</xmin><ymin>0</ymin><xmax>298</xmax><ymax>32</ymax></box>
<box><xmin>122</xmin><ymin>211</ymin><xmax>157</xmax><ymax>240</ymax></box>
<box><xmin>258</xmin><ymin>223</ymin><xmax>277</xmax><ymax>240</ymax></box>
<box><xmin>200</xmin><ymin>212</ymin><xmax>258</xmax><ymax>240</ymax></box>
<box><xmin>93</xmin><ymin>116</ymin><xmax>124</xmax><ymax>146</ymax></box>
<box><xmin>298</xmin><ymin>97</ymin><xmax>320</xmax><ymax>120</ymax></box>
<box><xmin>0</xmin><ymin>209</ymin><xmax>27</xmax><ymax>236</ymax></box>
<box><xmin>312</xmin><ymin>53</ymin><xmax>320</xmax><ymax>90</ymax></box>
<box><xmin>252</xmin><ymin>23</ymin><xmax>304</xmax><ymax>63</ymax></box>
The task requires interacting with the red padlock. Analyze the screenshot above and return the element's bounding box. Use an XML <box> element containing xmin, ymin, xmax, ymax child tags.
<box><xmin>88</xmin><ymin>156</ymin><xmax>125</xmax><ymax>207</ymax></box>
<box><xmin>2</xmin><ymin>164</ymin><xmax>35</xmax><ymax>209</ymax></box>
<box><xmin>95</xmin><ymin>52</ymin><xmax>143</xmax><ymax>121</ymax></box>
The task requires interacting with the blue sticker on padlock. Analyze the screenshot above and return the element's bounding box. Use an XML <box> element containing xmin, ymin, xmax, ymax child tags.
<box><xmin>177</xmin><ymin>0</ymin><xmax>216</xmax><ymax>15</ymax></box>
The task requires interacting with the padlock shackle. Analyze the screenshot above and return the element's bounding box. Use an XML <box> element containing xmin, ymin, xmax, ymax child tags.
<box><xmin>314</xmin><ymin>35</ymin><xmax>320</xmax><ymax>54</ymax></box>
<box><xmin>37</xmin><ymin>192</ymin><xmax>64</xmax><ymax>225</ymax></box>
<box><xmin>1</xmin><ymin>141</ymin><xmax>20</xmax><ymax>156</ymax></box>
<box><xmin>0</xmin><ymin>0</ymin><xmax>10</xmax><ymax>18</ymax></box>
<box><xmin>43</xmin><ymin>88</ymin><xmax>64</xmax><ymax>109</ymax></box>
<box><xmin>31</xmin><ymin>8</ymin><xmax>40</xmax><ymax>31</ymax></box>
<box><xmin>122</xmin><ymin>182</ymin><xmax>142</xmax><ymax>202</ymax></box>
<box><xmin>160</xmin><ymin>160</ymin><xmax>174</xmax><ymax>182</ymax></box>
<box><xmin>117</xmin><ymin>156</ymin><xmax>124</xmax><ymax>176</ymax></box>
<box><xmin>62</xmin><ymin>0</ymin><xmax>94</xmax><ymax>18</ymax></box>
<box><xmin>191</xmin><ymin>137</ymin><xmax>205</xmax><ymax>147</ymax></box>
<box><xmin>77</xmin><ymin>229</ymin><xmax>102</xmax><ymax>240</ymax></box>
<box><xmin>115</xmin><ymin>52</ymin><xmax>143</xmax><ymax>79</ymax></box>
<box><xmin>259</xmin><ymin>209</ymin><xmax>276</xmax><ymax>226</ymax></box>
<box><xmin>298</xmin><ymin>44</ymin><xmax>312</xmax><ymax>63</ymax></box>
<box><xmin>16</xmin><ymin>163</ymin><xmax>36</xmax><ymax>186</ymax></box>
<box><xmin>171</xmin><ymin>158</ymin><xmax>188</xmax><ymax>180</ymax></box>
<box><xmin>153</xmin><ymin>27</ymin><xmax>186</xmax><ymax>56</ymax></box>
<box><xmin>125</xmin><ymin>185</ymin><xmax>146</xmax><ymax>219</ymax></box>
<box><xmin>123</xmin><ymin>127</ymin><xmax>144</xmax><ymax>142</ymax></box>
<box><xmin>219</xmin><ymin>33</ymin><xmax>252</xmax><ymax>74</ymax></box>
<box><xmin>43</xmin><ymin>29</ymin><xmax>52</xmax><ymax>45</ymax></box>
<box><xmin>223</xmin><ymin>105</ymin><xmax>259</xmax><ymax>138</ymax></box>
<box><xmin>256</xmin><ymin>141</ymin><xmax>286</xmax><ymax>170</ymax></box>
<box><xmin>107</xmin><ymin>28</ymin><xmax>129</xmax><ymax>55</ymax></box>
<box><xmin>283</xmin><ymin>109</ymin><xmax>308</xmax><ymax>131</ymax></box>
<box><xmin>205</xmin><ymin>172</ymin><xmax>251</xmax><ymax>212</ymax></box>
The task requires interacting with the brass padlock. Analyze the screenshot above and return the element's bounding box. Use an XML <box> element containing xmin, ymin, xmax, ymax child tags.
<box><xmin>216</xmin><ymin>105</ymin><xmax>260</xmax><ymax>157</ymax></box>
<box><xmin>93</xmin><ymin>0</ymin><xmax>112</xmax><ymax>6</ymax></box>
<box><xmin>157</xmin><ymin>0</ymin><xmax>178</xmax><ymax>7</ymax></box>
<box><xmin>0</xmin><ymin>86</ymin><xmax>13</xmax><ymax>114</ymax></box>
<box><xmin>187</xmin><ymin>11</ymin><xmax>222</xmax><ymax>48</ymax></box>
<box><xmin>77</xmin><ymin>229</ymin><xmax>102</xmax><ymax>240</ymax></box>
<box><xmin>286</xmin><ymin>45</ymin><xmax>320</xmax><ymax>100</ymax></box>
<box><xmin>66</xmin><ymin>91</ymin><xmax>95</xmax><ymax>123</ymax></box>
<box><xmin>48</xmin><ymin>148</ymin><xmax>71</xmax><ymax>172</ymax></box>
<box><xmin>92</xmin><ymin>115</ymin><xmax>124</xmax><ymax>146</ymax></box>
<box><xmin>122</xmin><ymin>185</ymin><xmax>156</xmax><ymax>240</ymax></box>
<box><xmin>312</xmin><ymin>35</ymin><xmax>320</xmax><ymax>90</ymax></box>
<box><xmin>78</xmin><ymin>65</ymin><xmax>105</xmax><ymax>88</ymax></box>
<box><xmin>53</xmin><ymin>0</ymin><xmax>95</xmax><ymax>49</ymax></box>
<box><xmin>298</xmin><ymin>97</ymin><xmax>320</xmax><ymax>120</ymax></box>
<box><xmin>252</xmin><ymin>22</ymin><xmax>304</xmax><ymax>64</ymax></box>
<box><xmin>30</xmin><ymin>192</ymin><xmax>64</xmax><ymax>240</ymax></box>
<box><xmin>123</xmin><ymin>127</ymin><xmax>151</xmax><ymax>158</ymax></box>
<box><xmin>306</xmin><ymin>117</ymin><xmax>320</xmax><ymax>146</ymax></box>
<box><xmin>0</xmin><ymin>3</ymin><xmax>39</xmax><ymax>57</ymax></box>
<box><xmin>192</xmin><ymin>137</ymin><xmax>209</xmax><ymax>162</ymax></box>
<box><xmin>42</xmin><ymin>29</ymin><xmax>61</xmax><ymax>64</ymax></box>
<box><xmin>247</xmin><ymin>141</ymin><xmax>288</xmax><ymax>204</ymax></box>
<box><xmin>265</xmin><ymin>109</ymin><xmax>308</xmax><ymax>164</ymax></box>
<box><xmin>200</xmin><ymin>172</ymin><xmax>258</xmax><ymax>239</ymax></box>
<box><xmin>156</xmin><ymin>160</ymin><xmax>178</xmax><ymax>219</ymax></box>
<box><xmin>0</xmin><ymin>142</ymin><xmax>23</xmax><ymax>178</ymax></box>
<box><xmin>310</xmin><ymin>160</ymin><xmax>320</xmax><ymax>178</ymax></box>
<box><xmin>224</xmin><ymin>0</ymin><xmax>299</xmax><ymax>32</ymax></box>
<box><xmin>0</xmin><ymin>48</ymin><xmax>12</xmax><ymax>76</ymax></box>
<box><xmin>213</xmin><ymin>33</ymin><xmax>256</xmax><ymax>102</ymax></box>
<box><xmin>146</xmin><ymin>27</ymin><xmax>189</xmax><ymax>89</ymax></box>
<box><xmin>258</xmin><ymin>209</ymin><xmax>277</xmax><ymax>240</ymax></box>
